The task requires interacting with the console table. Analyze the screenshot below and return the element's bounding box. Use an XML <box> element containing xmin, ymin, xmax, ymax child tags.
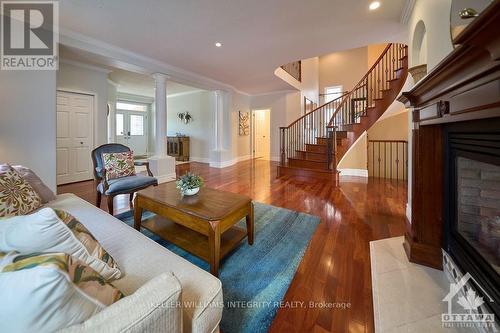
<box><xmin>167</xmin><ymin>136</ymin><xmax>190</xmax><ymax>161</ymax></box>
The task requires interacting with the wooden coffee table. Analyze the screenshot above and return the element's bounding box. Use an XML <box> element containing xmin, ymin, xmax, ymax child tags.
<box><xmin>133</xmin><ymin>182</ymin><xmax>254</xmax><ymax>276</ymax></box>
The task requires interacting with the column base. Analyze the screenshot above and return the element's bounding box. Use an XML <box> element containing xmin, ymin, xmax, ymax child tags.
<box><xmin>148</xmin><ymin>155</ymin><xmax>176</xmax><ymax>184</ymax></box>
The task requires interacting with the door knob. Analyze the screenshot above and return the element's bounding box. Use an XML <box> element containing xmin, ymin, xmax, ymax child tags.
<box><xmin>80</xmin><ymin>141</ymin><xmax>83</xmax><ymax>145</ymax></box>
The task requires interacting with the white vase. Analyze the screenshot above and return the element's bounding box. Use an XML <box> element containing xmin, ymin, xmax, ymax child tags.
<box><xmin>183</xmin><ymin>187</ymin><xmax>199</xmax><ymax>196</ymax></box>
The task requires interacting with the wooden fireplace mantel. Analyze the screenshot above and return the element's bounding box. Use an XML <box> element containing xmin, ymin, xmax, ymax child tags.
<box><xmin>397</xmin><ymin>0</ymin><xmax>500</xmax><ymax>269</ymax></box>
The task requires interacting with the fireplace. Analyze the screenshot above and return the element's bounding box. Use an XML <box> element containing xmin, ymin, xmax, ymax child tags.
<box><xmin>444</xmin><ymin>118</ymin><xmax>500</xmax><ymax>318</ymax></box>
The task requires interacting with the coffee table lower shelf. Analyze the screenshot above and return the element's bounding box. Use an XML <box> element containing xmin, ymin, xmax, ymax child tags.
<box><xmin>141</xmin><ymin>215</ymin><xmax>248</xmax><ymax>263</ymax></box>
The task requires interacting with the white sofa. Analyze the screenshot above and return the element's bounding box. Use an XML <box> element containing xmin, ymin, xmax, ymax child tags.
<box><xmin>48</xmin><ymin>193</ymin><xmax>223</xmax><ymax>333</ymax></box>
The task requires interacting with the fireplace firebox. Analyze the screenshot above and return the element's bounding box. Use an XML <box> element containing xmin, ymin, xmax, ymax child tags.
<box><xmin>444</xmin><ymin>118</ymin><xmax>500</xmax><ymax>318</ymax></box>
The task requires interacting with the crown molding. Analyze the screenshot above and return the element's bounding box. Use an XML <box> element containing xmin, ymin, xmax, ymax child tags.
<box><xmin>60</xmin><ymin>58</ymin><xmax>112</xmax><ymax>74</ymax></box>
<box><xmin>400</xmin><ymin>0</ymin><xmax>416</xmax><ymax>24</ymax></box>
<box><xmin>59</xmin><ymin>28</ymin><xmax>251</xmax><ymax>96</ymax></box>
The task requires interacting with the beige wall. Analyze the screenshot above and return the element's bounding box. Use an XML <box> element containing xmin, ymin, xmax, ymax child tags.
<box><xmin>368</xmin><ymin>44</ymin><xmax>389</xmax><ymax>68</ymax></box>
<box><xmin>338</xmin><ymin>111</ymin><xmax>409</xmax><ymax>171</ymax></box>
<box><xmin>319</xmin><ymin>46</ymin><xmax>368</xmax><ymax>99</ymax></box>
<box><xmin>367</xmin><ymin>111</ymin><xmax>409</xmax><ymax>140</ymax></box>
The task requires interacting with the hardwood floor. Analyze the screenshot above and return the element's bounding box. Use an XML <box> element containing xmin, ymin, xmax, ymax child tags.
<box><xmin>58</xmin><ymin>159</ymin><xmax>407</xmax><ymax>333</ymax></box>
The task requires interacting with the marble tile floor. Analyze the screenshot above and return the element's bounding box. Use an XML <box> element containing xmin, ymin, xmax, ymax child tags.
<box><xmin>370</xmin><ymin>236</ymin><xmax>469</xmax><ymax>333</ymax></box>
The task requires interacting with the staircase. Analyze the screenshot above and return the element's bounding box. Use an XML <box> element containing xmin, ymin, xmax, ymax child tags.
<box><xmin>277</xmin><ymin>43</ymin><xmax>408</xmax><ymax>180</ymax></box>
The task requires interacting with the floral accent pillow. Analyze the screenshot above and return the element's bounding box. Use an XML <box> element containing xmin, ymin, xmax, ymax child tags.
<box><xmin>55</xmin><ymin>209</ymin><xmax>122</xmax><ymax>280</ymax></box>
<box><xmin>0</xmin><ymin>168</ymin><xmax>42</xmax><ymax>217</ymax></box>
<box><xmin>2</xmin><ymin>252</ymin><xmax>124</xmax><ymax>306</ymax></box>
<box><xmin>101</xmin><ymin>151</ymin><xmax>136</xmax><ymax>181</ymax></box>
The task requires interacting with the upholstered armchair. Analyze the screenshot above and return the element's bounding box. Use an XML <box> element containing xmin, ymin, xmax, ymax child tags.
<box><xmin>91</xmin><ymin>144</ymin><xmax>158</xmax><ymax>215</ymax></box>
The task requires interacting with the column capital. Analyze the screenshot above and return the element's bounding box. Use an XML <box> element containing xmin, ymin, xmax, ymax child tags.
<box><xmin>152</xmin><ymin>73</ymin><xmax>170</xmax><ymax>83</ymax></box>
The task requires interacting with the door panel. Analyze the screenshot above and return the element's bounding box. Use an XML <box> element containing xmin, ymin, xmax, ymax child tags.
<box><xmin>56</xmin><ymin>91</ymin><xmax>94</xmax><ymax>185</ymax></box>
<box><xmin>127</xmin><ymin>112</ymin><xmax>147</xmax><ymax>156</ymax></box>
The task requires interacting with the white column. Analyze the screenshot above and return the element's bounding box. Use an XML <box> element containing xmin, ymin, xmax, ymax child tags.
<box><xmin>209</xmin><ymin>90</ymin><xmax>232</xmax><ymax>168</ymax></box>
<box><xmin>148</xmin><ymin>73</ymin><xmax>176</xmax><ymax>183</ymax></box>
<box><xmin>153</xmin><ymin>73</ymin><xmax>167</xmax><ymax>156</ymax></box>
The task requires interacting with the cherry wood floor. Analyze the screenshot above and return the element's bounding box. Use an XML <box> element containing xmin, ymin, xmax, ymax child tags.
<box><xmin>58</xmin><ymin>159</ymin><xmax>407</xmax><ymax>333</ymax></box>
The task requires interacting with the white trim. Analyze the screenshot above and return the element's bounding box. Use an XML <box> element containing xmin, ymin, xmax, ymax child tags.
<box><xmin>250</xmin><ymin>89</ymin><xmax>297</xmax><ymax>97</ymax></box>
<box><xmin>155</xmin><ymin>173</ymin><xmax>177</xmax><ymax>184</ymax></box>
<box><xmin>338</xmin><ymin>169</ymin><xmax>369</xmax><ymax>177</ymax></box>
<box><xmin>190</xmin><ymin>157</ymin><xmax>210</xmax><ymax>164</ymax></box>
<box><xmin>400</xmin><ymin>0</ymin><xmax>416</xmax><ymax>24</ymax></box>
<box><xmin>209</xmin><ymin>155</ymin><xmax>253</xmax><ymax>168</ymax></box>
<box><xmin>60</xmin><ymin>59</ymin><xmax>112</xmax><ymax>74</ymax></box>
<box><xmin>107</xmin><ymin>79</ymin><xmax>119</xmax><ymax>87</ymax></box>
<box><xmin>116</xmin><ymin>92</ymin><xmax>154</xmax><ymax>104</ymax></box>
<box><xmin>406</xmin><ymin>203</ymin><xmax>412</xmax><ymax>223</ymax></box>
<box><xmin>167</xmin><ymin>89</ymin><xmax>205</xmax><ymax>99</ymax></box>
<box><xmin>60</xmin><ymin>28</ymin><xmax>251</xmax><ymax>96</ymax></box>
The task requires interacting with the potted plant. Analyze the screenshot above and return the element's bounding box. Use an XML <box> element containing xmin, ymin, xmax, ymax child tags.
<box><xmin>176</xmin><ymin>172</ymin><xmax>204</xmax><ymax>196</ymax></box>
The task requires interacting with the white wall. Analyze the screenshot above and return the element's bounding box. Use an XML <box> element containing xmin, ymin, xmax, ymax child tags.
<box><xmin>167</xmin><ymin>91</ymin><xmax>213</xmax><ymax>162</ymax></box>
<box><xmin>0</xmin><ymin>71</ymin><xmax>57</xmax><ymax>191</ymax></box>
<box><xmin>57</xmin><ymin>62</ymin><xmax>110</xmax><ymax>147</ymax></box>
<box><xmin>408</xmin><ymin>0</ymin><xmax>453</xmax><ymax>71</ymax></box>
<box><xmin>250</xmin><ymin>91</ymin><xmax>300</xmax><ymax>161</ymax></box>
<box><xmin>274</xmin><ymin>57</ymin><xmax>319</xmax><ymax>114</ymax></box>
<box><xmin>231</xmin><ymin>92</ymin><xmax>252</xmax><ymax>160</ymax></box>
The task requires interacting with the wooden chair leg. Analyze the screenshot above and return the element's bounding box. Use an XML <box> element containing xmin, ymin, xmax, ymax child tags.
<box><xmin>96</xmin><ymin>191</ymin><xmax>102</xmax><ymax>207</ymax></box>
<box><xmin>129</xmin><ymin>193</ymin><xmax>134</xmax><ymax>202</ymax></box>
<box><xmin>107</xmin><ymin>196</ymin><xmax>114</xmax><ymax>215</ymax></box>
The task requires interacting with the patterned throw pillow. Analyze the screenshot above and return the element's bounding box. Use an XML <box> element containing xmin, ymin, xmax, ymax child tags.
<box><xmin>0</xmin><ymin>167</ymin><xmax>42</xmax><ymax>217</ymax></box>
<box><xmin>102</xmin><ymin>151</ymin><xmax>136</xmax><ymax>180</ymax></box>
<box><xmin>2</xmin><ymin>252</ymin><xmax>124</xmax><ymax>306</ymax></box>
<box><xmin>0</xmin><ymin>252</ymin><xmax>124</xmax><ymax>332</ymax></box>
<box><xmin>54</xmin><ymin>209</ymin><xmax>122</xmax><ymax>280</ymax></box>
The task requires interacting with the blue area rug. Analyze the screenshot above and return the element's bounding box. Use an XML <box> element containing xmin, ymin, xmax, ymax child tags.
<box><xmin>116</xmin><ymin>202</ymin><xmax>320</xmax><ymax>333</ymax></box>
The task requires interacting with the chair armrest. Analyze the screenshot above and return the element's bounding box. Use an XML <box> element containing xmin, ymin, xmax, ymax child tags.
<box><xmin>135</xmin><ymin>161</ymin><xmax>154</xmax><ymax>177</ymax></box>
<box><xmin>100</xmin><ymin>169</ymin><xmax>110</xmax><ymax>193</ymax></box>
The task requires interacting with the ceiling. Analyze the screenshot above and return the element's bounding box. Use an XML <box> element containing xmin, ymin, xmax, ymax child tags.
<box><xmin>59</xmin><ymin>0</ymin><xmax>407</xmax><ymax>94</ymax></box>
<box><xmin>108</xmin><ymin>69</ymin><xmax>202</xmax><ymax>98</ymax></box>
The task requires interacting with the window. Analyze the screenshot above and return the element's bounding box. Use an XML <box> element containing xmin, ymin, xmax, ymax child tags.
<box><xmin>324</xmin><ymin>86</ymin><xmax>343</xmax><ymax>103</ymax></box>
<box><xmin>116</xmin><ymin>101</ymin><xmax>148</xmax><ymax>112</ymax></box>
<box><xmin>116</xmin><ymin>114</ymin><xmax>124</xmax><ymax>136</ymax></box>
<box><xmin>130</xmin><ymin>115</ymin><xmax>144</xmax><ymax>136</ymax></box>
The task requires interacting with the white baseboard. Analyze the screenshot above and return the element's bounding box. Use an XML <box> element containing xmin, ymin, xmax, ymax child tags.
<box><xmin>209</xmin><ymin>154</ymin><xmax>252</xmax><ymax>168</ymax></box>
<box><xmin>190</xmin><ymin>157</ymin><xmax>210</xmax><ymax>164</ymax></box>
<box><xmin>406</xmin><ymin>203</ymin><xmax>412</xmax><ymax>223</ymax></box>
<box><xmin>338</xmin><ymin>168</ymin><xmax>368</xmax><ymax>177</ymax></box>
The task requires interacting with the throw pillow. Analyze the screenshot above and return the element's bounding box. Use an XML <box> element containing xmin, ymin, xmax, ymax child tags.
<box><xmin>0</xmin><ymin>167</ymin><xmax>42</xmax><ymax>217</ymax></box>
<box><xmin>0</xmin><ymin>208</ymin><xmax>122</xmax><ymax>280</ymax></box>
<box><xmin>12</xmin><ymin>165</ymin><xmax>56</xmax><ymax>203</ymax></box>
<box><xmin>101</xmin><ymin>151</ymin><xmax>136</xmax><ymax>180</ymax></box>
<box><xmin>0</xmin><ymin>252</ymin><xmax>124</xmax><ymax>333</ymax></box>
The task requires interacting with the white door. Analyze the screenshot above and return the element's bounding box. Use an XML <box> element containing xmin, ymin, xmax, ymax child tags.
<box><xmin>252</xmin><ymin>110</ymin><xmax>271</xmax><ymax>160</ymax></box>
<box><xmin>114</xmin><ymin>101</ymin><xmax>149</xmax><ymax>156</ymax></box>
<box><xmin>56</xmin><ymin>91</ymin><xmax>94</xmax><ymax>185</ymax></box>
<box><xmin>114</xmin><ymin>111</ymin><xmax>148</xmax><ymax>156</ymax></box>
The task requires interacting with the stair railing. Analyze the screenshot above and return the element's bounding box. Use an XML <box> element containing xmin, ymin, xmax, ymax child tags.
<box><xmin>279</xmin><ymin>92</ymin><xmax>348</xmax><ymax>169</ymax></box>
<box><xmin>327</xmin><ymin>43</ymin><xmax>407</xmax><ymax>130</ymax></box>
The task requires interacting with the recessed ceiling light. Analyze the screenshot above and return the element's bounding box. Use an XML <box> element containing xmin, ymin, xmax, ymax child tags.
<box><xmin>215</xmin><ymin>42</ymin><xmax>222</xmax><ymax>47</ymax></box>
<box><xmin>369</xmin><ymin>1</ymin><xmax>380</xmax><ymax>10</ymax></box>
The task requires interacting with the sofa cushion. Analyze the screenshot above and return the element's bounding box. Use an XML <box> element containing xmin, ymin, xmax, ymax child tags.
<box><xmin>0</xmin><ymin>167</ymin><xmax>42</xmax><ymax>217</ymax></box>
<box><xmin>0</xmin><ymin>208</ymin><xmax>122</xmax><ymax>280</ymax></box>
<box><xmin>0</xmin><ymin>252</ymin><xmax>123</xmax><ymax>333</ymax></box>
<box><xmin>97</xmin><ymin>174</ymin><xmax>158</xmax><ymax>195</ymax></box>
<box><xmin>102</xmin><ymin>151</ymin><xmax>136</xmax><ymax>181</ymax></box>
<box><xmin>48</xmin><ymin>194</ymin><xmax>223</xmax><ymax>333</ymax></box>
<box><xmin>0</xmin><ymin>164</ymin><xmax>56</xmax><ymax>203</ymax></box>
<box><xmin>62</xmin><ymin>272</ymin><xmax>182</xmax><ymax>333</ymax></box>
